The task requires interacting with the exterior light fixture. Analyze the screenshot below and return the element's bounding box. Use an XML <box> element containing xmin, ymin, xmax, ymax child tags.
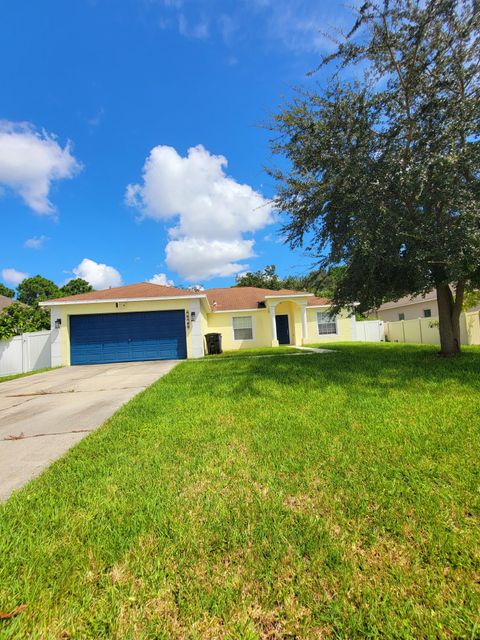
<box><xmin>191</xmin><ymin>311</ymin><xmax>196</xmax><ymax>321</ymax></box>
<box><xmin>55</xmin><ymin>319</ymin><xmax>62</xmax><ymax>329</ymax></box>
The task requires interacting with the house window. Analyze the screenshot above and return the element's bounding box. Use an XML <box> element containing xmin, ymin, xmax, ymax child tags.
<box><xmin>398</xmin><ymin>313</ymin><xmax>405</xmax><ymax>320</ymax></box>
<box><xmin>232</xmin><ymin>316</ymin><xmax>253</xmax><ymax>341</ymax></box>
<box><xmin>317</xmin><ymin>311</ymin><xmax>337</xmax><ymax>335</ymax></box>
<box><xmin>423</xmin><ymin>309</ymin><xmax>432</xmax><ymax>318</ymax></box>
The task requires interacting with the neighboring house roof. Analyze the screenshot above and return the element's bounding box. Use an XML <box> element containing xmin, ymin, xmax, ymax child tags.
<box><xmin>41</xmin><ymin>282</ymin><xmax>331</xmax><ymax>311</ymax></box>
<box><xmin>0</xmin><ymin>295</ymin><xmax>16</xmax><ymax>312</ymax></box>
<box><xmin>376</xmin><ymin>291</ymin><xmax>437</xmax><ymax>311</ymax></box>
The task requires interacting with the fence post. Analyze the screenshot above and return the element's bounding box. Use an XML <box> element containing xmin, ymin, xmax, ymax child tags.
<box><xmin>22</xmin><ymin>333</ymin><xmax>29</xmax><ymax>373</ymax></box>
<box><xmin>402</xmin><ymin>320</ymin><xmax>406</xmax><ymax>343</ymax></box>
<box><xmin>418</xmin><ymin>318</ymin><xmax>423</xmax><ymax>344</ymax></box>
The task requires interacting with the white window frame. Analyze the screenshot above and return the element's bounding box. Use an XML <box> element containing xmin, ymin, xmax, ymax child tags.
<box><xmin>232</xmin><ymin>315</ymin><xmax>255</xmax><ymax>342</ymax></box>
<box><xmin>316</xmin><ymin>311</ymin><xmax>338</xmax><ymax>336</ymax></box>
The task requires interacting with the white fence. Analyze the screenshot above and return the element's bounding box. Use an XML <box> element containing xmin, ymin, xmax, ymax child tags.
<box><xmin>0</xmin><ymin>331</ymin><xmax>51</xmax><ymax>377</ymax></box>
<box><xmin>385</xmin><ymin>311</ymin><xmax>480</xmax><ymax>345</ymax></box>
<box><xmin>355</xmin><ymin>320</ymin><xmax>385</xmax><ymax>342</ymax></box>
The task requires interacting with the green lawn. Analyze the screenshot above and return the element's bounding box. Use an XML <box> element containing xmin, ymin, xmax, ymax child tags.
<box><xmin>0</xmin><ymin>367</ymin><xmax>54</xmax><ymax>384</ymax></box>
<box><xmin>1</xmin><ymin>343</ymin><xmax>479</xmax><ymax>639</ymax></box>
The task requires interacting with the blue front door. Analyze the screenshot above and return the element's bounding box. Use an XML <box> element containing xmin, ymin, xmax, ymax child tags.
<box><xmin>275</xmin><ymin>314</ymin><xmax>290</xmax><ymax>345</ymax></box>
<box><xmin>70</xmin><ymin>310</ymin><xmax>187</xmax><ymax>365</ymax></box>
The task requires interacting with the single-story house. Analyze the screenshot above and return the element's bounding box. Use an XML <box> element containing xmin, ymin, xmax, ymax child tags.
<box><xmin>40</xmin><ymin>282</ymin><xmax>355</xmax><ymax>366</ymax></box>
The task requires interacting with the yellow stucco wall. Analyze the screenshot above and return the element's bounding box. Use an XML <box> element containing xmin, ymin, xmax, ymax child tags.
<box><xmin>205</xmin><ymin>310</ymin><xmax>272</xmax><ymax>351</ymax></box>
<box><xmin>306</xmin><ymin>307</ymin><xmax>353</xmax><ymax>343</ymax></box>
<box><xmin>57</xmin><ymin>299</ymin><xmax>198</xmax><ymax>365</ymax></box>
<box><xmin>199</xmin><ymin>305</ymin><xmax>209</xmax><ymax>355</ymax></box>
<box><xmin>272</xmin><ymin>300</ymin><xmax>302</xmax><ymax>345</ymax></box>
<box><xmin>205</xmin><ymin>304</ymin><xmax>352</xmax><ymax>351</ymax></box>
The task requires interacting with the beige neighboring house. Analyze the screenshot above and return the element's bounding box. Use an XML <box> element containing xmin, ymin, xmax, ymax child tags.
<box><xmin>0</xmin><ymin>295</ymin><xmax>16</xmax><ymax>313</ymax></box>
<box><xmin>370</xmin><ymin>290</ymin><xmax>480</xmax><ymax>323</ymax></box>
<box><xmin>370</xmin><ymin>292</ymin><xmax>439</xmax><ymax>322</ymax></box>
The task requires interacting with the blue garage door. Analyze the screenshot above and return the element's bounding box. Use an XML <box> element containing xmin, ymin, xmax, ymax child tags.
<box><xmin>70</xmin><ymin>310</ymin><xmax>187</xmax><ymax>365</ymax></box>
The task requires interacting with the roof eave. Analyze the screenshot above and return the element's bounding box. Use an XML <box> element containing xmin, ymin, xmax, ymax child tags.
<box><xmin>264</xmin><ymin>293</ymin><xmax>314</xmax><ymax>299</ymax></box>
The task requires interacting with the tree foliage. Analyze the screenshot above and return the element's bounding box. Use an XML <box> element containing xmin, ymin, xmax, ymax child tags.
<box><xmin>17</xmin><ymin>276</ymin><xmax>60</xmax><ymax>306</ymax></box>
<box><xmin>0</xmin><ymin>283</ymin><xmax>15</xmax><ymax>298</ymax></box>
<box><xmin>463</xmin><ymin>287</ymin><xmax>480</xmax><ymax>310</ymax></box>
<box><xmin>0</xmin><ymin>302</ymin><xmax>50</xmax><ymax>340</ymax></box>
<box><xmin>270</xmin><ymin>0</ymin><xmax>480</xmax><ymax>355</ymax></box>
<box><xmin>235</xmin><ymin>265</ymin><xmax>283</xmax><ymax>289</ymax></box>
<box><xmin>60</xmin><ymin>278</ymin><xmax>93</xmax><ymax>297</ymax></box>
<box><xmin>0</xmin><ymin>275</ymin><xmax>95</xmax><ymax>340</ymax></box>
<box><xmin>234</xmin><ymin>263</ymin><xmax>346</xmax><ymax>298</ymax></box>
<box><xmin>16</xmin><ymin>275</ymin><xmax>94</xmax><ymax>306</ymax></box>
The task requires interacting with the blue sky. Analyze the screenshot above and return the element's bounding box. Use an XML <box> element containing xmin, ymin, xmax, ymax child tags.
<box><xmin>0</xmin><ymin>0</ymin><xmax>354</xmax><ymax>291</ymax></box>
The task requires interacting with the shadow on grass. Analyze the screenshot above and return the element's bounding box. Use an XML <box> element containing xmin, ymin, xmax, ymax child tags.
<box><xmin>188</xmin><ymin>343</ymin><xmax>480</xmax><ymax>400</ymax></box>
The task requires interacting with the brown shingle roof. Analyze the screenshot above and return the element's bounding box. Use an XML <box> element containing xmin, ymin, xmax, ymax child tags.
<box><xmin>205</xmin><ymin>287</ymin><xmax>329</xmax><ymax>311</ymax></box>
<box><xmin>43</xmin><ymin>282</ymin><xmax>204</xmax><ymax>304</ymax></box>
<box><xmin>42</xmin><ymin>282</ymin><xmax>331</xmax><ymax>311</ymax></box>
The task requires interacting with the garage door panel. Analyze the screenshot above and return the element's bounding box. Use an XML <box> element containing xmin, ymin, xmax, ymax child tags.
<box><xmin>70</xmin><ymin>310</ymin><xmax>187</xmax><ymax>365</ymax></box>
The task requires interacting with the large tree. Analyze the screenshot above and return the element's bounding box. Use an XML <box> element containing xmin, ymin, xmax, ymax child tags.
<box><xmin>17</xmin><ymin>276</ymin><xmax>60</xmax><ymax>306</ymax></box>
<box><xmin>270</xmin><ymin>0</ymin><xmax>480</xmax><ymax>355</ymax></box>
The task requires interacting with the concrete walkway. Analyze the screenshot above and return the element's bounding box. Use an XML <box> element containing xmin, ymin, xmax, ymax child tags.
<box><xmin>0</xmin><ymin>360</ymin><xmax>178</xmax><ymax>501</ymax></box>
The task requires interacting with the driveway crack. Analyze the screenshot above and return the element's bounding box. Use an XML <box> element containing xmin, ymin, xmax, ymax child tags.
<box><xmin>3</xmin><ymin>429</ymin><xmax>93</xmax><ymax>441</ymax></box>
<box><xmin>5</xmin><ymin>386</ymin><xmax>145</xmax><ymax>397</ymax></box>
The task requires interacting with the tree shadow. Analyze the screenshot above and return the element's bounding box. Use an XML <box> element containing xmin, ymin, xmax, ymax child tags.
<box><xmin>192</xmin><ymin>344</ymin><xmax>480</xmax><ymax>400</ymax></box>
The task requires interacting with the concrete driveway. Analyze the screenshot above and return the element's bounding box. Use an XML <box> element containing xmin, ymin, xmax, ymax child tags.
<box><xmin>0</xmin><ymin>360</ymin><xmax>178</xmax><ymax>501</ymax></box>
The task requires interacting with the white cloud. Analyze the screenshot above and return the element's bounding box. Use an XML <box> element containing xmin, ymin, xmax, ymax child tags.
<box><xmin>166</xmin><ymin>237</ymin><xmax>255</xmax><ymax>281</ymax></box>
<box><xmin>126</xmin><ymin>144</ymin><xmax>273</xmax><ymax>281</ymax></box>
<box><xmin>151</xmin><ymin>0</ymin><xmax>348</xmax><ymax>54</ymax></box>
<box><xmin>73</xmin><ymin>258</ymin><xmax>122</xmax><ymax>290</ymax></box>
<box><xmin>24</xmin><ymin>235</ymin><xmax>49</xmax><ymax>249</ymax></box>
<box><xmin>148</xmin><ymin>273</ymin><xmax>175</xmax><ymax>287</ymax></box>
<box><xmin>0</xmin><ymin>121</ymin><xmax>82</xmax><ymax>215</ymax></box>
<box><xmin>2</xmin><ymin>267</ymin><xmax>28</xmax><ymax>286</ymax></box>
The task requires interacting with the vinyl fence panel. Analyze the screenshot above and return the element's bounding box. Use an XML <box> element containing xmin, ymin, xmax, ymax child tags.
<box><xmin>355</xmin><ymin>320</ymin><xmax>385</xmax><ymax>342</ymax></box>
<box><xmin>0</xmin><ymin>331</ymin><xmax>51</xmax><ymax>376</ymax></box>
<box><xmin>384</xmin><ymin>312</ymin><xmax>480</xmax><ymax>345</ymax></box>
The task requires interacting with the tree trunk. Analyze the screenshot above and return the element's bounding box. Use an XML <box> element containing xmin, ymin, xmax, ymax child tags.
<box><xmin>436</xmin><ymin>282</ymin><xmax>464</xmax><ymax>356</ymax></box>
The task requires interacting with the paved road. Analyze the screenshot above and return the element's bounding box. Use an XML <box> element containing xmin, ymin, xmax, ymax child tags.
<box><xmin>0</xmin><ymin>360</ymin><xmax>178</xmax><ymax>501</ymax></box>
